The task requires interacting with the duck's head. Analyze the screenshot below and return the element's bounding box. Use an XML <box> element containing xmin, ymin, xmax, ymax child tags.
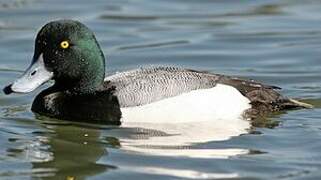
<box><xmin>3</xmin><ymin>20</ymin><xmax>105</xmax><ymax>95</ymax></box>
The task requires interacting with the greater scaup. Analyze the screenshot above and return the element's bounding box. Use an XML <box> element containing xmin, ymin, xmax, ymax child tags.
<box><xmin>3</xmin><ymin>20</ymin><xmax>312</xmax><ymax>124</ymax></box>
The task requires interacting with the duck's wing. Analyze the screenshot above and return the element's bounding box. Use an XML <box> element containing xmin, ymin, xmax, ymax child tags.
<box><xmin>104</xmin><ymin>67</ymin><xmax>309</xmax><ymax>111</ymax></box>
<box><xmin>104</xmin><ymin>67</ymin><xmax>222</xmax><ymax>107</ymax></box>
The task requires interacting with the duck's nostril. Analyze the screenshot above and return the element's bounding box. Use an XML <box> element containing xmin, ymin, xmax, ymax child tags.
<box><xmin>31</xmin><ymin>70</ymin><xmax>37</xmax><ymax>76</ymax></box>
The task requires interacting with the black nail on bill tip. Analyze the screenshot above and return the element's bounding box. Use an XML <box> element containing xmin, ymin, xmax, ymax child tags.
<box><xmin>3</xmin><ymin>84</ymin><xmax>13</xmax><ymax>95</ymax></box>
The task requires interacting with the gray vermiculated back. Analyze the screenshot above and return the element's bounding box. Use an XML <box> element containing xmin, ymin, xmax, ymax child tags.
<box><xmin>105</xmin><ymin>67</ymin><xmax>221</xmax><ymax>107</ymax></box>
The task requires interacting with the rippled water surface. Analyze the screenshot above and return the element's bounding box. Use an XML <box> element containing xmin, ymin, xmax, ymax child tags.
<box><xmin>1</xmin><ymin>0</ymin><xmax>321</xmax><ymax>179</ymax></box>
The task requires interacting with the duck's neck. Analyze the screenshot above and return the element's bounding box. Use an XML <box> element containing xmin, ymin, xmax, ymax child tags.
<box><xmin>54</xmin><ymin>69</ymin><xmax>105</xmax><ymax>95</ymax></box>
<box><xmin>55</xmin><ymin>47</ymin><xmax>106</xmax><ymax>95</ymax></box>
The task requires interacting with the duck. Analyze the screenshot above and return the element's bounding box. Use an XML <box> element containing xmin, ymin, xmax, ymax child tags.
<box><xmin>2</xmin><ymin>20</ymin><xmax>312</xmax><ymax>124</ymax></box>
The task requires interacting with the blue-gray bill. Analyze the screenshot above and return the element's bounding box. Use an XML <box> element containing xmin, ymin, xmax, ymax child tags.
<box><xmin>3</xmin><ymin>54</ymin><xmax>53</xmax><ymax>95</ymax></box>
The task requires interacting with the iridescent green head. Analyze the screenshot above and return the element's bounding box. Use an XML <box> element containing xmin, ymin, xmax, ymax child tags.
<box><xmin>4</xmin><ymin>20</ymin><xmax>106</xmax><ymax>95</ymax></box>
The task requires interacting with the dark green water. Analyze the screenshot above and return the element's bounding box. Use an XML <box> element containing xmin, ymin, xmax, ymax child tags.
<box><xmin>1</xmin><ymin>0</ymin><xmax>321</xmax><ymax>179</ymax></box>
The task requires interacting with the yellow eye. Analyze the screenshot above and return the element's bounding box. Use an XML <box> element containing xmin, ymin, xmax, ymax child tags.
<box><xmin>60</xmin><ymin>40</ymin><xmax>69</xmax><ymax>49</ymax></box>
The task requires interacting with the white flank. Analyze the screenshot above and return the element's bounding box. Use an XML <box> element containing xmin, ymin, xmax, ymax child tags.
<box><xmin>121</xmin><ymin>84</ymin><xmax>251</xmax><ymax>123</ymax></box>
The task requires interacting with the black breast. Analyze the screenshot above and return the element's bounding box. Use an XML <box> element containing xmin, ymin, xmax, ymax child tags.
<box><xmin>31</xmin><ymin>87</ymin><xmax>122</xmax><ymax>124</ymax></box>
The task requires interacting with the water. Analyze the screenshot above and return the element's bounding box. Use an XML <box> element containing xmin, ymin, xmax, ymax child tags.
<box><xmin>1</xmin><ymin>0</ymin><xmax>321</xmax><ymax>179</ymax></box>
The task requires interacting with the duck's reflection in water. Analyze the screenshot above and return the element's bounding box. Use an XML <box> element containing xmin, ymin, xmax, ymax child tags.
<box><xmin>117</xmin><ymin>117</ymin><xmax>251</xmax><ymax>159</ymax></box>
<box><xmin>31</xmin><ymin>123</ymin><xmax>116</xmax><ymax>180</ymax></box>
<box><xmin>30</xmin><ymin>116</ymin><xmax>252</xmax><ymax>179</ymax></box>
<box><xmin>99</xmin><ymin>117</ymin><xmax>251</xmax><ymax>179</ymax></box>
